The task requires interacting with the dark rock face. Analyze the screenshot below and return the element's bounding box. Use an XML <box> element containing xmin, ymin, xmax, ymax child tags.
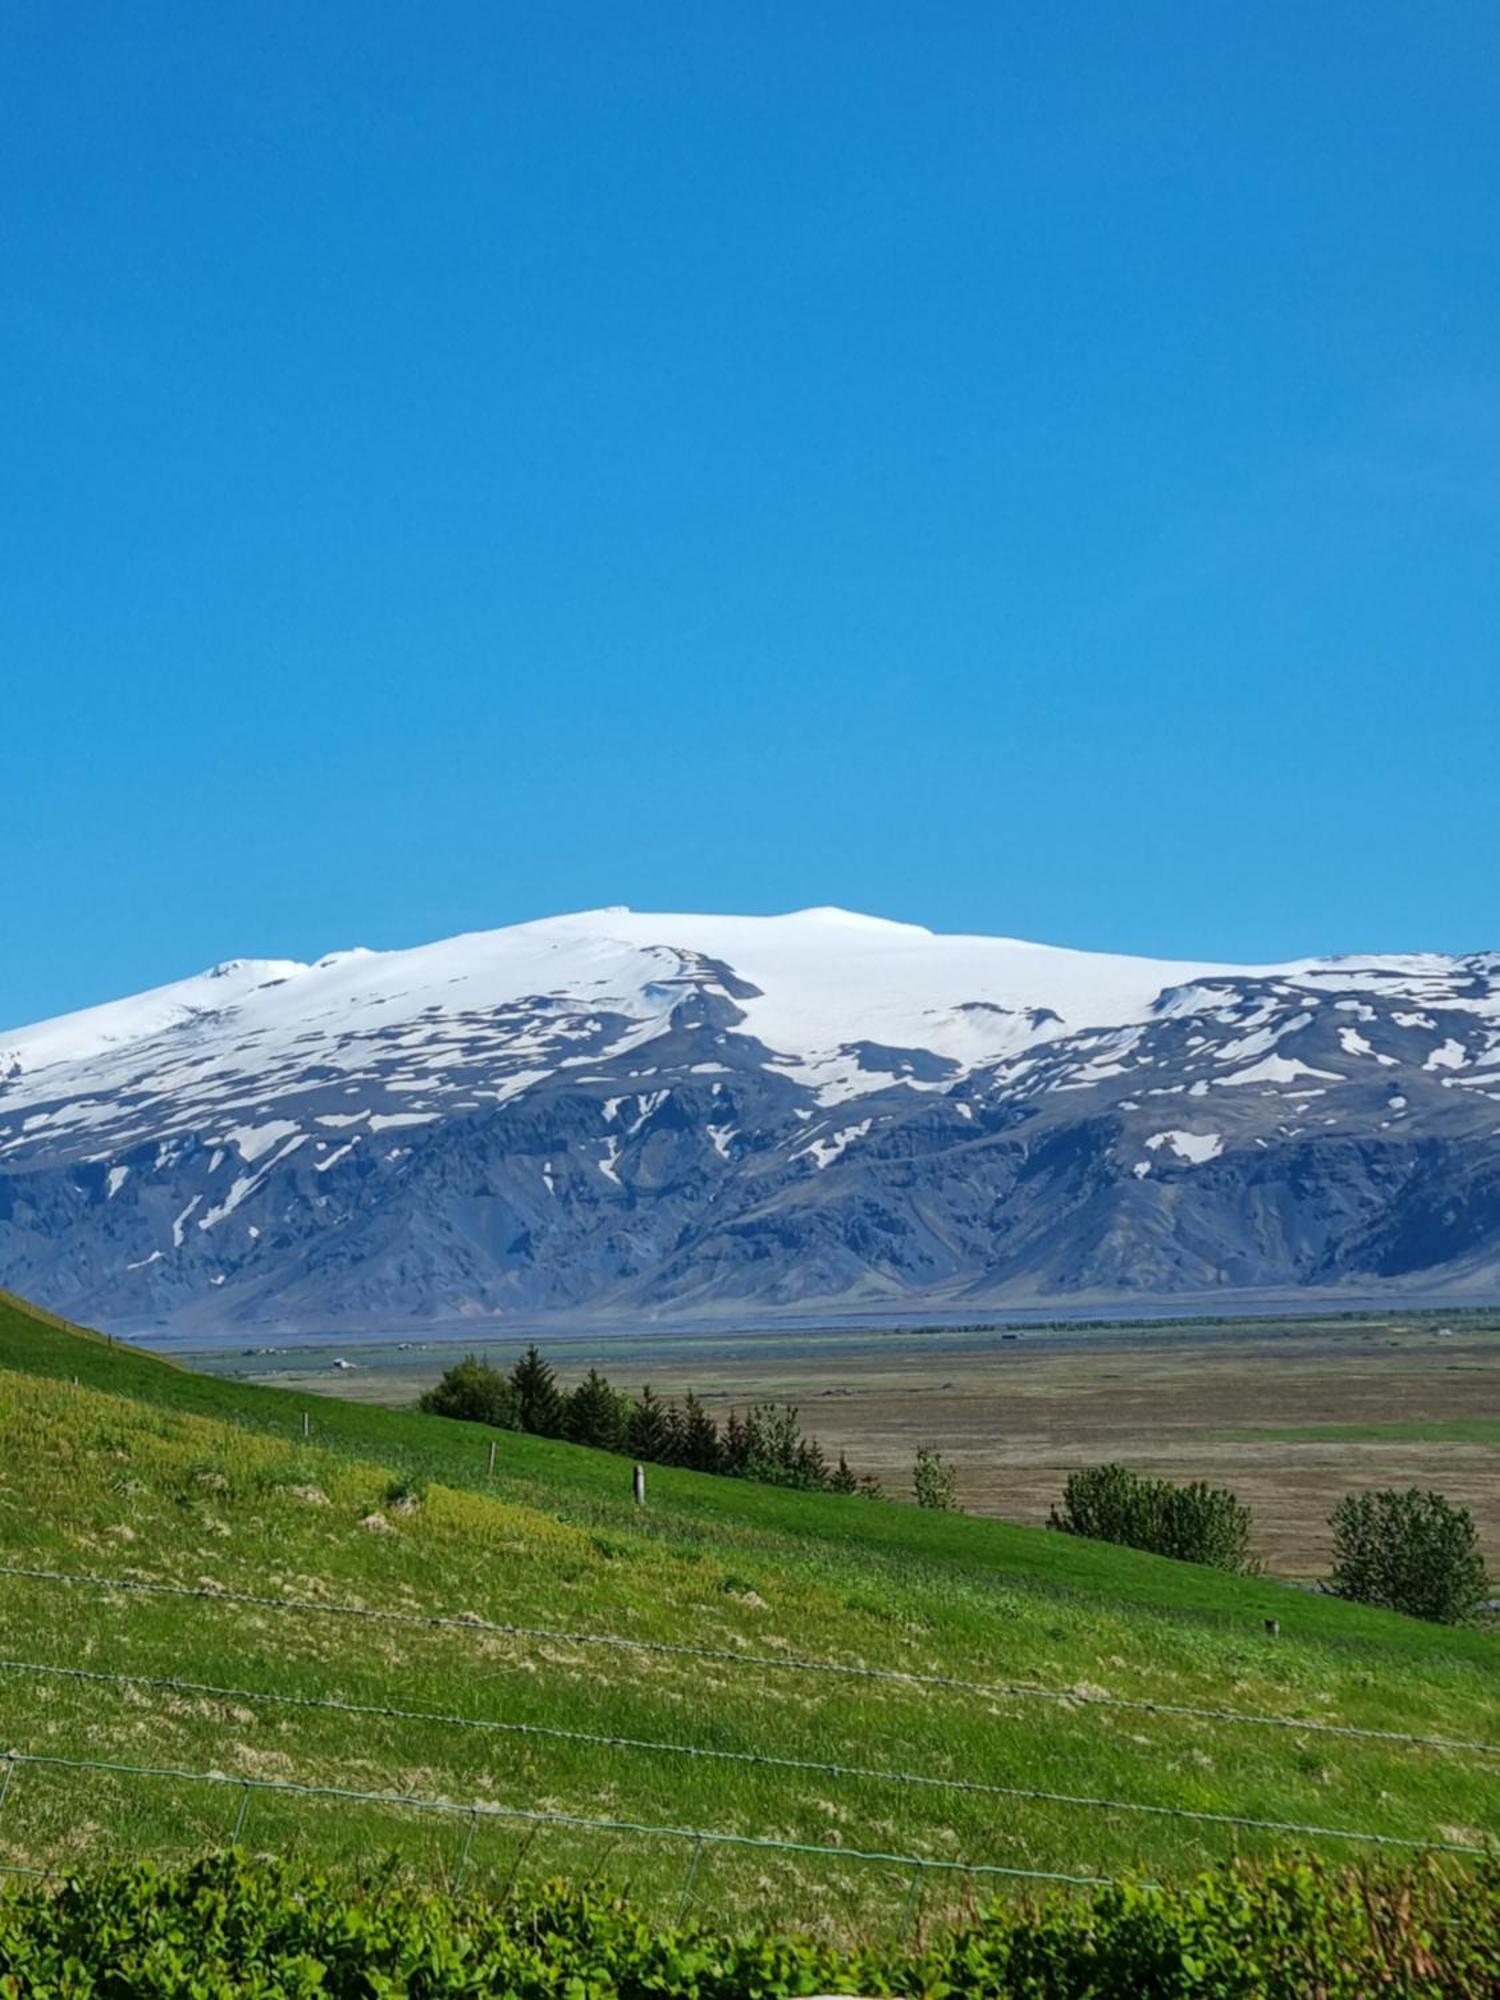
<box><xmin>2</xmin><ymin>914</ymin><xmax>1498</xmax><ymax>1333</ymax></box>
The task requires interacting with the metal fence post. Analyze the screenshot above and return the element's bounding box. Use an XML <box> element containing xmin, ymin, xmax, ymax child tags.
<box><xmin>674</xmin><ymin>1836</ymin><xmax>704</xmax><ymax>1924</ymax></box>
<box><xmin>454</xmin><ymin>1810</ymin><xmax>479</xmax><ymax>1892</ymax></box>
<box><xmin>898</xmin><ymin>1864</ymin><xmax>924</xmax><ymax>1937</ymax></box>
<box><xmin>230</xmin><ymin>1780</ymin><xmax>253</xmax><ymax>1844</ymax></box>
<box><xmin>0</xmin><ymin>1753</ymin><xmax>17</xmax><ymax>1824</ymax></box>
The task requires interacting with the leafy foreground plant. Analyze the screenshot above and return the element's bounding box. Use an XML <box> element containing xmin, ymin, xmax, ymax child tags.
<box><xmin>1</xmin><ymin>1849</ymin><xmax>1497</xmax><ymax>1998</ymax></box>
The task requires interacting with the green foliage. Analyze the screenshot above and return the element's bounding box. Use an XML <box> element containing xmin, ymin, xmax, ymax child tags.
<box><xmin>1328</xmin><ymin>1486</ymin><xmax>1491</xmax><ymax>1624</ymax></box>
<box><xmin>913</xmin><ymin>1443</ymin><xmax>959</xmax><ymax>1510</ymax></box>
<box><xmin>1050</xmin><ymin>1462</ymin><xmax>1256</xmax><ymax>1572</ymax></box>
<box><xmin>676</xmin><ymin>1391</ymin><xmax>722</xmax><ymax>1472</ymax></box>
<box><xmin>563</xmin><ymin>1367</ymin><xmax>630</xmax><ymax>1451</ymax></box>
<box><xmin>829</xmin><ymin>1452</ymin><xmax>859</xmax><ymax>1495</ymax></box>
<box><xmin>626</xmin><ymin>1383</ymin><xmax>671</xmax><ymax>1461</ymax></box>
<box><xmin>2</xmin><ymin>1849</ymin><xmax>1498</xmax><ymax>1998</ymax></box>
<box><xmin>414</xmin><ymin>1343</ymin><xmax>859</xmax><ymax>1499</ymax></box>
<box><xmin>507</xmin><ymin>1343</ymin><xmax>564</xmax><ymax>1435</ymax></box>
<box><xmin>416</xmin><ymin>1354</ymin><xmax>519</xmax><ymax>1429</ymax></box>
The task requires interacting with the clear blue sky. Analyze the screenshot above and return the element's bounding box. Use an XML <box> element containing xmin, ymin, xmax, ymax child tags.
<box><xmin>4</xmin><ymin>3</ymin><xmax>1498</xmax><ymax>1030</ymax></box>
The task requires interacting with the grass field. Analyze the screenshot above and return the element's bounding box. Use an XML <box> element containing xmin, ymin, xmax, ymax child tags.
<box><xmin>192</xmin><ymin>1310</ymin><xmax>1500</xmax><ymax>1578</ymax></box>
<box><xmin>2</xmin><ymin>1288</ymin><xmax>1498</xmax><ymax>1936</ymax></box>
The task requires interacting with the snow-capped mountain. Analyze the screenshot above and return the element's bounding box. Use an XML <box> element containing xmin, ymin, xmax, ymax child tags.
<box><xmin>3</xmin><ymin>907</ymin><xmax>1499</xmax><ymax>1333</ymax></box>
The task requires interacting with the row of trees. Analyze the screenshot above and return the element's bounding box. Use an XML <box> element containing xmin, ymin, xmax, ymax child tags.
<box><xmin>419</xmin><ymin>1348</ymin><xmax>881</xmax><ymax>1495</ymax></box>
<box><xmin>419</xmin><ymin>1357</ymin><xmax>1489</xmax><ymax>1622</ymax></box>
<box><xmin>1049</xmin><ymin>1461</ymin><xmax>1491</xmax><ymax>1623</ymax></box>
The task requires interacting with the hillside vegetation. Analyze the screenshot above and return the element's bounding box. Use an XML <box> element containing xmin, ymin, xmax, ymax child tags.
<box><xmin>0</xmin><ymin>1288</ymin><xmax>1497</xmax><ymax>1935</ymax></box>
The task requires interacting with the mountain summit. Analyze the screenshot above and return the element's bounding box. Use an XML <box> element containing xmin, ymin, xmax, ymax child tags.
<box><xmin>3</xmin><ymin>908</ymin><xmax>1498</xmax><ymax>1332</ymax></box>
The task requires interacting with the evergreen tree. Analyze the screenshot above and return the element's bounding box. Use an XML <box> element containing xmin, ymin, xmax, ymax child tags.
<box><xmin>564</xmin><ymin>1368</ymin><xmax>629</xmax><ymax>1451</ymax></box>
<box><xmin>793</xmin><ymin>1436</ymin><xmax>829</xmax><ymax>1491</ymax></box>
<box><xmin>659</xmin><ymin>1401</ymin><xmax>688</xmax><ymax>1467</ymax></box>
<box><xmin>720</xmin><ymin>1409</ymin><xmax>754</xmax><ymax>1477</ymax></box>
<box><xmin>508</xmin><ymin>1345</ymin><xmax>564</xmax><ymax>1436</ymax></box>
<box><xmin>828</xmin><ymin>1453</ymin><xmax>859</xmax><ymax>1495</ymax></box>
<box><xmin>679</xmin><ymin>1393</ymin><xmax>722</xmax><ymax>1473</ymax></box>
<box><xmin>627</xmin><ymin>1385</ymin><xmax>672</xmax><ymax>1463</ymax></box>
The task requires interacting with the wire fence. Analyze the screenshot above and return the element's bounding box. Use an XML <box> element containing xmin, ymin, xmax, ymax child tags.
<box><xmin>0</xmin><ymin>1654</ymin><xmax>1484</xmax><ymax>1859</ymax></box>
<box><xmin>3</xmin><ymin>1560</ymin><xmax>1496</xmax><ymax>1758</ymax></box>
<box><xmin>0</xmin><ymin>1747</ymin><xmax>1120</xmax><ymax>1905</ymax></box>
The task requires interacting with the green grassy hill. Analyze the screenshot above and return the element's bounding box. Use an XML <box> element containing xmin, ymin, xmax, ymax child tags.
<box><xmin>0</xmin><ymin>1287</ymin><xmax>1496</xmax><ymax>1934</ymax></box>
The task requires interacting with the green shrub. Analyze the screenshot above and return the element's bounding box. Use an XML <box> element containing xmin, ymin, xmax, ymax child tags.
<box><xmin>415</xmin><ymin>1355</ymin><xmax>519</xmax><ymax>1429</ymax></box>
<box><xmin>913</xmin><ymin>1444</ymin><xmax>959</xmax><ymax>1510</ymax></box>
<box><xmin>1050</xmin><ymin>1463</ymin><xmax>1256</xmax><ymax>1572</ymax></box>
<box><xmin>1</xmin><ymin>1850</ymin><xmax>1497</xmax><ymax>1998</ymax></box>
<box><xmin>1328</xmin><ymin>1486</ymin><xmax>1490</xmax><ymax>1624</ymax></box>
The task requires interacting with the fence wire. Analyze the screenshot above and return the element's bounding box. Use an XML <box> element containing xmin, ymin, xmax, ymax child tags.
<box><xmin>0</xmin><ymin>1654</ymin><xmax>1483</xmax><ymax>1858</ymax></box>
<box><xmin>0</xmin><ymin>1747</ymin><xmax>1115</xmax><ymax>1892</ymax></box>
<box><xmin>2</xmin><ymin>1561</ymin><xmax>1495</xmax><ymax>1758</ymax></box>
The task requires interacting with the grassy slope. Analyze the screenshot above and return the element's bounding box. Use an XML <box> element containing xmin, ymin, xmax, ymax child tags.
<box><xmin>1</xmin><ymin>1288</ymin><xmax>1497</xmax><ymax>1933</ymax></box>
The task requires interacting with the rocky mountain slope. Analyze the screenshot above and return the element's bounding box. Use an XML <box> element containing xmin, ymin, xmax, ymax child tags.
<box><xmin>3</xmin><ymin>908</ymin><xmax>1498</xmax><ymax>1333</ymax></box>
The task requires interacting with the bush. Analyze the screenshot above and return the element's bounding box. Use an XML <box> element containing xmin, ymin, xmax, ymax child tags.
<box><xmin>1050</xmin><ymin>1463</ymin><xmax>1256</xmax><ymax>1572</ymax></box>
<box><xmin>1328</xmin><ymin>1487</ymin><xmax>1490</xmax><ymax>1624</ymax></box>
<box><xmin>913</xmin><ymin>1444</ymin><xmax>959</xmax><ymax>1510</ymax></box>
<box><xmin>416</xmin><ymin>1355</ymin><xmax>519</xmax><ymax>1429</ymax></box>
<box><xmin>2</xmin><ymin>1849</ymin><xmax>1498</xmax><ymax>1999</ymax></box>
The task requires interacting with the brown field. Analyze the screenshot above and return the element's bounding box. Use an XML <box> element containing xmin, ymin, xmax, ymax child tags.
<box><xmin>191</xmin><ymin>1312</ymin><xmax>1500</xmax><ymax>1579</ymax></box>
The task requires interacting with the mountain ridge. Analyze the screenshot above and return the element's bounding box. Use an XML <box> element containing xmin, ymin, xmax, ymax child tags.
<box><xmin>3</xmin><ymin>906</ymin><xmax>1498</xmax><ymax>1333</ymax></box>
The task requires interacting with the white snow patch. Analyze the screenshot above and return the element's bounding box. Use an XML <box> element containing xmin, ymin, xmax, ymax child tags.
<box><xmin>106</xmin><ymin>1166</ymin><xmax>129</xmax><ymax>1199</ymax></box>
<box><xmin>1337</xmin><ymin>1026</ymin><xmax>1398</xmax><ymax>1065</ymax></box>
<box><xmin>1145</xmin><ymin>1129</ymin><xmax>1224</xmax><ymax>1165</ymax></box>
<box><xmin>1216</xmin><ymin>1055</ymin><xmax>1341</xmax><ymax>1090</ymax></box>
<box><xmin>626</xmin><ymin>1090</ymin><xmax>668</xmax><ymax>1136</ymax></box>
<box><xmin>795</xmin><ymin>1118</ymin><xmax>872</xmax><ymax>1169</ymax></box>
<box><xmin>171</xmin><ymin>1195</ymin><xmax>202</xmax><ymax>1247</ymax></box>
<box><xmin>1213</xmin><ymin>1015</ymin><xmax>1312</xmax><ymax>1065</ymax></box>
<box><xmin>1424</xmin><ymin>1038</ymin><xmax>1467</xmax><ymax>1071</ymax></box>
<box><xmin>368</xmin><ymin>1112</ymin><xmax>440</xmax><ymax>1131</ymax></box>
<box><xmin>223</xmin><ymin>1120</ymin><xmax>302</xmax><ymax>1164</ymax></box>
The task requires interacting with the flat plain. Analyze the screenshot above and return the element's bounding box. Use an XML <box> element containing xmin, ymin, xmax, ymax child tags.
<box><xmin>193</xmin><ymin>1311</ymin><xmax>1500</xmax><ymax>1579</ymax></box>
